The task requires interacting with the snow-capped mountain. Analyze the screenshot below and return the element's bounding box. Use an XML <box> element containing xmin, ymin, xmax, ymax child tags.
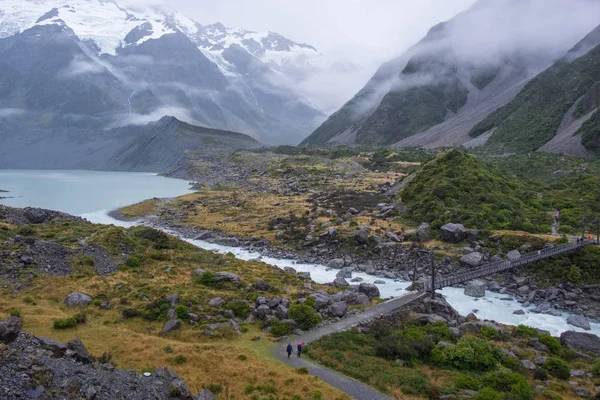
<box><xmin>0</xmin><ymin>0</ymin><xmax>327</xmax><ymax>146</ymax></box>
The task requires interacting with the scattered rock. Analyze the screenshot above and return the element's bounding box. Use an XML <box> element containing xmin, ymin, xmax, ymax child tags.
<box><xmin>328</xmin><ymin>259</ymin><xmax>345</xmax><ymax>269</ymax></box>
<box><xmin>253</xmin><ymin>279</ymin><xmax>272</xmax><ymax>291</ymax></box>
<box><xmin>165</xmin><ymin>293</ymin><xmax>179</xmax><ymax>306</ymax></box>
<box><xmin>567</xmin><ymin>315</ymin><xmax>591</xmax><ymax>331</ymax></box>
<box><xmin>162</xmin><ymin>319</ymin><xmax>181</xmax><ymax>334</ymax></box>
<box><xmin>329</xmin><ymin>301</ymin><xmax>349</xmax><ymax>318</ymax></box>
<box><xmin>572</xmin><ymin>387</ymin><xmax>591</xmax><ymax>398</ymax></box>
<box><xmin>521</xmin><ymin>360</ymin><xmax>536</xmax><ymax>370</ymax></box>
<box><xmin>513</xmin><ymin>310</ymin><xmax>525</xmax><ymax>315</ymax></box>
<box><xmin>464</xmin><ymin>280</ymin><xmax>486</xmax><ymax>298</ymax></box>
<box><xmin>64</xmin><ymin>292</ymin><xmax>92</xmax><ymax>307</ymax></box>
<box><xmin>336</xmin><ymin>267</ymin><xmax>354</xmax><ymax>279</ymax></box>
<box><xmin>333</xmin><ymin>276</ymin><xmax>349</xmax><ymax>287</ymax></box>
<box><xmin>0</xmin><ymin>317</ymin><xmax>22</xmax><ymax>344</ymax></box>
<box><xmin>416</xmin><ymin>223</ymin><xmax>431</xmax><ymax>241</ymax></box>
<box><xmin>66</xmin><ymin>338</ymin><xmax>91</xmax><ymax>364</ymax></box>
<box><xmin>440</xmin><ymin>223</ymin><xmax>467</xmax><ymax>243</ymax></box>
<box><xmin>506</xmin><ymin>250</ymin><xmax>521</xmax><ymax>261</ymax></box>
<box><xmin>196</xmin><ymin>389</ymin><xmax>216</xmax><ymax>400</ymax></box>
<box><xmin>460</xmin><ymin>252</ymin><xmax>484</xmax><ymax>267</ymax></box>
<box><xmin>214</xmin><ymin>272</ymin><xmax>241</xmax><ymax>286</ymax></box>
<box><xmin>358</xmin><ymin>283</ymin><xmax>380</xmax><ymax>299</ymax></box>
<box><xmin>208</xmin><ymin>298</ymin><xmax>226</xmax><ymax>307</ymax></box>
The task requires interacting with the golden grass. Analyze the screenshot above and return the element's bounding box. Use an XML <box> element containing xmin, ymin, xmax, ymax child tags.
<box><xmin>0</xmin><ymin>282</ymin><xmax>348</xmax><ymax>400</ymax></box>
<box><xmin>120</xmin><ymin>199</ymin><xmax>160</xmax><ymax>219</ymax></box>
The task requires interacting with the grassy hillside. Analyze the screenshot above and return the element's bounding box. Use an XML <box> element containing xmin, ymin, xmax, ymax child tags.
<box><xmin>0</xmin><ymin>216</ymin><xmax>347</xmax><ymax>399</ymax></box>
<box><xmin>469</xmin><ymin>44</ymin><xmax>600</xmax><ymax>153</ymax></box>
<box><xmin>398</xmin><ymin>150</ymin><xmax>548</xmax><ymax>232</ymax></box>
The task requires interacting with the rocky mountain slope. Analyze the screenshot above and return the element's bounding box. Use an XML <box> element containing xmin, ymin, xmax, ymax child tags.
<box><xmin>301</xmin><ymin>0</ymin><xmax>600</xmax><ymax>148</ymax></box>
<box><xmin>0</xmin><ymin>116</ymin><xmax>260</xmax><ymax>171</ymax></box>
<box><xmin>469</xmin><ymin>24</ymin><xmax>600</xmax><ymax>156</ymax></box>
<box><xmin>0</xmin><ymin>0</ymin><xmax>326</xmax><ymax>149</ymax></box>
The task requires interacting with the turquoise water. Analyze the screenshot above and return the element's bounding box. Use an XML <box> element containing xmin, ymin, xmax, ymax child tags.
<box><xmin>0</xmin><ymin>170</ymin><xmax>192</xmax><ymax>216</ymax></box>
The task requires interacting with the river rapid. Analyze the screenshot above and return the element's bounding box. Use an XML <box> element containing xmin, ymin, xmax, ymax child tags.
<box><xmin>1</xmin><ymin>169</ymin><xmax>598</xmax><ymax>336</ymax></box>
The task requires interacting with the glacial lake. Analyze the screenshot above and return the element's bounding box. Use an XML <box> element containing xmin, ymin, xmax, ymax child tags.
<box><xmin>1</xmin><ymin>169</ymin><xmax>598</xmax><ymax>336</ymax></box>
<box><xmin>0</xmin><ymin>169</ymin><xmax>193</xmax><ymax>216</ymax></box>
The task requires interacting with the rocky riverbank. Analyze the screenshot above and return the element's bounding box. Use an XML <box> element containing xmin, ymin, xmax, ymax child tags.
<box><xmin>109</xmin><ymin>207</ymin><xmax>600</xmax><ymax>325</ymax></box>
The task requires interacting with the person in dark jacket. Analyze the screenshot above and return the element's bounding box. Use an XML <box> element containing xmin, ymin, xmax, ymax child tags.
<box><xmin>286</xmin><ymin>343</ymin><xmax>293</xmax><ymax>358</ymax></box>
<box><xmin>297</xmin><ymin>342</ymin><xmax>303</xmax><ymax>357</ymax></box>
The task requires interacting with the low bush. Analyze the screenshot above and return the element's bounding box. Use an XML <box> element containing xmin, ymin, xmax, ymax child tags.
<box><xmin>545</xmin><ymin>358</ymin><xmax>571</xmax><ymax>380</ymax></box>
<box><xmin>9</xmin><ymin>309</ymin><xmax>21</xmax><ymax>318</ymax></box>
<box><xmin>175</xmin><ymin>305</ymin><xmax>189</xmax><ymax>320</ymax></box>
<box><xmin>288</xmin><ymin>304</ymin><xmax>321</xmax><ymax>330</ymax></box>
<box><xmin>125</xmin><ymin>255</ymin><xmax>141</xmax><ymax>268</ymax></box>
<box><xmin>270</xmin><ymin>320</ymin><xmax>296</xmax><ymax>337</ymax></box>
<box><xmin>593</xmin><ymin>360</ymin><xmax>600</xmax><ymax>377</ymax></box>
<box><xmin>122</xmin><ymin>309</ymin><xmax>141</xmax><ymax>319</ymax></box>
<box><xmin>197</xmin><ymin>271</ymin><xmax>216</xmax><ymax>287</ymax></box>
<box><xmin>539</xmin><ymin>335</ymin><xmax>562</xmax><ymax>355</ymax></box>
<box><xmin>73</xmin><ymin>312</ymin><xmax>87</xmax><ymax>324</ymax></box>
<box><xmin>480</xmin><ymin>325</ymin><xmax>500</xmax><ymax>340</ymax></box>
<box><xmin>228</xmin><ymin>301</ymin><xmax>250</xmax><ymax>318</ymax></box>
<box><xmin>533</xmin><ymin>368</ymin><xmax>548</xmax><ymax>381</ymax></box>
<box><xmin>454</xmin><ymin>374</ymin><xmax>480</xmax><ymax>390</ymax></box>
<box><xmin>53</xmin><ymin>317</ymin><xmax>78</xmax><ymax>329</ymax></box>
<box><xmin>472</xmin><ymin>387</ymin><xmax>504</xmax><ymax>400</ymax></box>
<box><xmin>168</xmin><ymin>355</ymin><xmax>187</xmax><ymax>365</ymax></box>
<box><xmin>431</xmin><ymin>336</ymin><xmax>504</xmax><ymax>372</ymax></box>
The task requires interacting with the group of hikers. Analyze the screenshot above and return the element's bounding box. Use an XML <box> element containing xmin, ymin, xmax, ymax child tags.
<box><xmin>286</xmin><ymin>342</ymin><xmax>303</xmax><ymax>358</ymax></box>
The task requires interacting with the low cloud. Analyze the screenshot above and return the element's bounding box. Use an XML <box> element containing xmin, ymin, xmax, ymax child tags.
<box><xmin>121</xmin><ymin>106</ymin><xmax>200</xmax><ymax>127</ymax></box>
<box><xmin>0</xmin><ymin>108</ymin><xmax>27</xmax><ymax>118</ymax></box>
<box><xmin>60</xmin><ymin>56</ymin><xmax>106</xmax><ymax>78</ymax></box>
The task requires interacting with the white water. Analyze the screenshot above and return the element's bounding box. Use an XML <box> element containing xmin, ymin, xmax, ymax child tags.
<box><xmin>2</xmin><ymin>170</ymin><xmax>598</xmax><ymax>337</ymax></box>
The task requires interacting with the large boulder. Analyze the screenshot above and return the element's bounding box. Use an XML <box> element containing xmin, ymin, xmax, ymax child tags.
<box><xmin>560</xmin><ymin>331</ymin><xmax>600</xmax><ymax>355</ymax></box>
<box><xmin>416</xmin><ymin>223</ymin><xmax>432</xmax><ymax>241</ymax></box>
<box><xmin>333</xmin><ymin>276</ymin><xmax>349</xmax><ymax>287</ymax></box>
<box><xmin>336</xmin><ymin>267</ymin><xmax>354</xmax><ymax>279</ymax></box>
<box><xmin>165</xmin><ymin>293</ymin><xmax>179</xmax><ymax>306</ymax></box>
<box><xmin>567</xmin><ymin>315</ymin><xmax>591</xmax><ymax>331</ymax></box>
<box><xmin>208</xmin><ymin>298</ymin><xmax>226</xmax><ymax>307</ymax></box>
<box><xmin>341</xmin><ymin>291</ymin><xmax>370</xmax><ymax>306</ymax></box>
<box><xmin>309</xmin><ymin>293</ymin><xmax>332</xmax><ymax>309</ymax></box>
<box><xmin>506</xmin><ymin>250</ymin><xmax>521</xmax><ymax>262</ymax></box>
<box><xmin>460</xmin><ymin>252</ymin><xmax>484</xmax><ymax>267</ymax></box>
<box><xmin>328</xmin><ymin>259</ymin><xmax>345</xmax><ymax>269</ymax></box>
<box><xmin>214</xmin><ymin>272</ymin><xmax>241</xmax><ymax>286</ymax></box>
<box><xmin>253</xmin><ymin>279</ymin><xmax>272</xmax><ymax>291</ymax></box>
<box><xmin>254</xmin><ymin>304</ymin><xmax>272</xmax><ymax>319</ymax></box>
<box><xmin>358</xmin><ymin>283</ymin><xmax>380</xmax><ymax>299</ymax></box>
<box><xmin>64</xmin><ymin>292</ymin><xmax>92</xmax><ymax>307</ymax></box>
<box><xmin>0</xmin><ymin>316</ymin><xmax>22</xmax><ymax>344</ymax></box>
<box><xmin>440</xmin><ymin>223</ymin><xmax>468</xmax><ymax>243</ymax></box>
<box><xmin>274</xmin><ymin>304</ymin><xmax>288</xmax><ymax>320</ymax></box>
<box><xmin>162</xmin><ymin>319</ymin><xmax>181</xmax><ymax>334</ymax></box>
<box><xmin>329</xmin><ymin>301</ymin><xmax>348</xmax><ymax>318</ymax></box>
<box><xmin>66</xmin><ymin>338</ymin><xmax>91</xmax><ymax>363</ymax></box>
<box><xmin>354</xmin><ymin>230</ymin><xmax>369</xmax><ymax>245</ymax></box>
<box><xmin>464</xmin><ymin>280</ymin><xmax>486</xmax><ymax>298</ymax></box>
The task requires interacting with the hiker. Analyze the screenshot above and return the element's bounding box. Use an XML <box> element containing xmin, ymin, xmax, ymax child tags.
<box><xmin>286</xmin><ymin>343</ymin><xmax>293</xmax><ymax>358</ymax></box>
<box><xmin>297</xmin><ymin>342</ymin><xmax>303</xmax><ymax>358</ymax></box>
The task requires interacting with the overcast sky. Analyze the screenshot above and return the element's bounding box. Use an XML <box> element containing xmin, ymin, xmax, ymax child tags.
<box><xmin>125</xmin><ymin>0</ymin><xmax>477</xmax><ymax>67</ymax></box>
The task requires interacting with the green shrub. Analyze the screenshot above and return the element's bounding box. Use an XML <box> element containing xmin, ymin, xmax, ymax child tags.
<box><xmin>592</xmin><ymin>360</ymin><xmax>600</xmax><ymax>377</ymax></box>
<box><xmin>73</xmin><ymin>312</ymin><xmax>87</xmax><ymax>325</ymax></box>
<box><xmin>515</xmin><ymin>325</ymin><xmax>539</xmax><ymax>337</ymax></box>
<box><xmin>454</xmin><ymin>374</ymin><xmax>480</xmax><ymax>390</ymax></box>
<box><xmin>296</xmin><ymin>367</ymin><xmax>309</xmax><ymax>375</ymax></box>
<box><xmin>480</xmin><ymin>325</ymin><xmax>500</xmax><ymax>340</ymax></box>
<box><xmin>483</xmin><ymin>367</ymin><xmax>526</xmax><ymax>392</ymax></box>
<box><xmin>288</xmin><ymin>304</ymin><xmax>321</xmax><ymax>330</ymax></box>
<box><xmin>122</xmin><ymin>309</ymin><xmax>140</xmax><ymax>319</ymax></box>
<box><xmin>511</xmin><ymin>379</ymin><xmax>534</xmax><ymax>400</ymax></box>
<box><xmin>539</xmin><ymin>335</ymin><xmax>562</xmax><ymax>355</ymax></box>
<box><xmin>53</xmin><ymin>317</ymin><xmax>78</xmax><ymax>329</ymax></box>
<box><xmin>431</xmin><ymin>336</ymin><xmax>503</xmax><ymax>372</ymax></box>
<box><xmin>270</xmin><ymin>320</ymin><xmax>296</xmax><ymax>337</ymax></box>
<box><xmin>125</xmin><ymin>255</ymin><xmax>141</xmax><ymax>268</ymax></box>
<box><xmin>545</xmin><ymin>358</ymin><xmax>570</xmax><ymax>380</ymax></box>
<box><xmin>203</xmin><ymin>383</ymin><xmax>223</xmax><ymax>394</ymax></box>
<box><xmin>238</xmin><ymin>354</ymin><xmax>247</xmax><ymax>361</ymax></box>
<box><xmin>567</xmin><ymin>265</ymin><xmax>582</xmax><ymax>284</ymax></box>
<box><xmin>397</xmin><ymin>369</ymin><xmax>430</xmax><ymax>396</ymax></box>
<box><xmin>228</xmin><ymin>301</ymin><xmax>250</xmax><ymax>318</ymax></box>
<box><xmin>472</xmin><ymin>388</ymin><xmax>504</xmax><ymax>400</ymax></box>
<box><xmin>538</xmin><ymin>390</ymin><xmax>564</xmax><ymax>400</ymax></box>
<box><xmin>198</xmin><ymin>271</ymin><xmax>216</xmax><ymax>287</ymax></box>
<box><xmin>9</xmin><ymin>309</ymin><xmax>21</xmax><ymax>318</ymax></box>
<box><xmin>533</xmin><ymin>368</ymin><xmax>548</xmax><ymax>381</ymax></box>
<box><xmin>168</xmin><ymin>355</ymin><xmax>188</xmax><ymax>365</ymax></box>
<box><xmin>175</xmin><ymin>305</ymin><xmax>189</xmax><ymax>320</ymax></box>
<box><xmin>141</xmin><ymin>300</ymin><xmax>170</xmax><ymax>321</ymax></box>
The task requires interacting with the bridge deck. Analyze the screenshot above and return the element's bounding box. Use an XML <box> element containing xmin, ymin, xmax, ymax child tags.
<box><xmin>422</xmin><ymin>241</ymin><xmax>590</xmax><ymax>291</ymax></box>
